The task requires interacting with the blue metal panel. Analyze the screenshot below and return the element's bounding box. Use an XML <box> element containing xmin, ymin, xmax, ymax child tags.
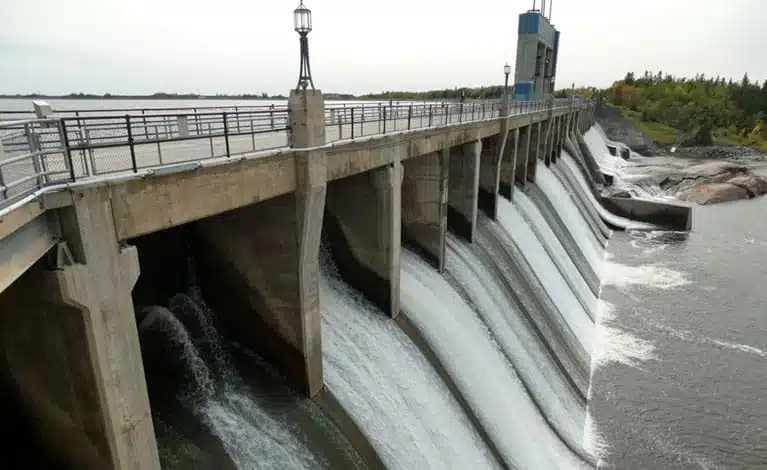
<box><xmin>518</xmin><ymin>13</ymin><xmax>539</xmax><ymax>34</ymax></box>
<box><xmin>514</xmin><ymin>82</ymin><xmax>533</xmax><ymax>101</ymax></box>
<box><xmin>552</xmin><ymin>30</ymin><xmax>560</xmax><ymax>78</ymax></box>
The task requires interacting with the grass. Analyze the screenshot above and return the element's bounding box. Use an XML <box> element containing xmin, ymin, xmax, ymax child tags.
<box><xmin>612</xmin><ymin>105</ymin><xmax>679</xmax><ymax>145</ymax></box>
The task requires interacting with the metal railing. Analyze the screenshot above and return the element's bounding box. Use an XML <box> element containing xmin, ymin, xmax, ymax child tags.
<box><xmin>0</xmin><ymin>98</ymin><xmax>592</xmax><ymax>212</ymax></box>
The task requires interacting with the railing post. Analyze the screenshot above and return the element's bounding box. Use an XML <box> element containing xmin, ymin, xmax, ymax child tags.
<box><xmin>338</xmin><ymin>114</ymin><xmax>343</xmax><ymax>140</ymax></box>
<box><xmin>142</xmin><ymin>109</ymin><xmax>149</xmax><ymax>139</ymax></box>
<box><xmin>429</xmin><ymin>105</ymin><xmax>433</xmax><ymax>127</ymax></box>
<box><xmin>407</xmin><ymin>105</ymin><xmax>412</xmax><ymax>130</ymax></box>
<box><xmin>445</xmin><ymin>105</ymin><xmax>450</xmax><ymax>125</ymax></box>
<box><xmin>125</xmin><ymin>115</ymin><xmax>138</xmax><ymax>173</ymax></box>
<box><xmin>270</xmin><ymin>104</ymin><xmax>275</xmax><ymax>130</ymax></box>
<box><xmin>59</xmin><ymin>119</ymin><xmax>77</xmax><ymax>181</ymax></box>
<box><xmin>383</xmin><ymin>107</ymin><xmax>387</xmax><ymax>134</ymax></box>
<box><xmin>360</xmin><ymin>106</ymin><xmax>365</xmax><ymax>137</ymax></box>
<box><xmin>351</xmin><ymin>108</ymin><xmax>355</xmax><ymax>139</ymax></box>
<box><xmin>223</xmin><ymin>112</ymin><xmax>231</xmax><ymax>157</ymax></box>
<box><xmin>235</xmin><ymin>107</ymin><xmax>241</xmax><ymax>133</ymax></box>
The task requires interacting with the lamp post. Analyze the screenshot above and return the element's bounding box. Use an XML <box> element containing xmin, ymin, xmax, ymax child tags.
<box><xmin>504</xmin><ymin>62</ymin><xmax>511</xmax><ymax>93</ymax></box>
<box><xmin>294</xmin><ymin>1</ymin><xmax>314</xmax><ymax>90</ymax></box>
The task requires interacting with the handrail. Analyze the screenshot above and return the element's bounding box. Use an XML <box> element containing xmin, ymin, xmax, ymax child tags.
<box><xmin>0</xmin><ymin>98</ymin><xmax>594</xmax><ymax>214</ymax></box>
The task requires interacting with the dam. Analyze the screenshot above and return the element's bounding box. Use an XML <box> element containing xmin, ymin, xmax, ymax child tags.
<box><xmin>0</xmin><ymin>5</ymin><xmax>692</xmax><ymax>470</ymax></box>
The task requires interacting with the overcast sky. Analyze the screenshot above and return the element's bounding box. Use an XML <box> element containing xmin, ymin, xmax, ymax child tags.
<box><xmin>2</xmin><ymin>0</ymin><xmax>766</xmax><ymax>95</ymax></box>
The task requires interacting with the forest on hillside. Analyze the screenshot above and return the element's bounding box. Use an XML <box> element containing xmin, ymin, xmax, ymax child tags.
<box><xmin>603</xmin><ymin>71</ymin><xmax>767</xmax><ymax>149</ymax></box>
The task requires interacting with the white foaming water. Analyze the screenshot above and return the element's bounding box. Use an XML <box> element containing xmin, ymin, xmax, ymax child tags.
<box><xmin>445</xmin><ymin>232</ymin><xmax>587</xmax><ymax>454</ymax></box>
<box><xmin>515</xmin><ymin>190</ymin><xmax>599</xmax><ymax>313</ymax></box>
<box><xmin>497</xmin><ymin>198</ymin><xmax>595</xmax><ymax>354</ymax></box>
<box><xmin>535</xmin><ymin>164</ymin><xmax>606</xmax><ymax>277</ymax></box>
<box><xmin>604</xmin><ymin>261</ymin><xmax>691</xmax><ymax>290</ymax></box>
<box><xmin>201</xmin><ymin>393</ymin><xmax>320</xmax><ymax>470</ymax></box>
<box><xmin>558</xmin><ymin>151</ymin><xmax>658</xmax><ymax>231</ymax></box>
<box><xmin>401</xmin><ymin>249</ymin><xmax>591</xmax><ymax>470</ymax></box>
<box><xmin>320</xmin><ymin>255</ymin><xmax>500</xmax><ymax>470</ymax></box>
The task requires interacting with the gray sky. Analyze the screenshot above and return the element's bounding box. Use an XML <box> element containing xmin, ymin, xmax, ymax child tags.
<box><xmin>2</xmin><ymin>0</ymin><xmax>766</xmax><ymax>95</ymax></box>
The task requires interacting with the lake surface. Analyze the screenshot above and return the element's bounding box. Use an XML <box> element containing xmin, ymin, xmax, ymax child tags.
<box><xmin>589</xmin><ymin>195</ymin><xmax>767</xmax><ymax>469</ymax></box>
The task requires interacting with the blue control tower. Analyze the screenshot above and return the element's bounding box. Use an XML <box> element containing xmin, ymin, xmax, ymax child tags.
<box><xmin>513</xmin><ymin>0</ymin><xmax>560</xmax><ymax>101</ymax></box>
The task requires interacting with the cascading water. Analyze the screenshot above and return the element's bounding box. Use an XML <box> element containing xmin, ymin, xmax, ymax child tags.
<box><xmin>139</xmin><ymin>289</ymin><xmax>364</xmax><ymax>469</ymax></box>
<box><xmin>534</xmin><ymin>164</ymin><xmax>606</xmax><ymax>277</ymax></box>
<box><xmin>514</xmin><ymin>189</ymin><xmax>598</xmax><ymax>313</ymax></box>
<box><xmin>557</xmin><ymin>152</ymin><xmax>657</xmax><ymax>231</ymax></box>
<box><xmin>320</xmin><ymin>248</ymin><xmax>501</xmax><ymax>470</ymax></box>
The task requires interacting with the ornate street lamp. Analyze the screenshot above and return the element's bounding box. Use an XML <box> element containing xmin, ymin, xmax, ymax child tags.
<box><xmin>294</xmin><ymin>1</ymin><xmax>314</xmax><ymax>91</ymax></box>
<box><xmin>504</xmin><ymin>62</ymin><xmax>511</xmax><ymax>92</ymax></box>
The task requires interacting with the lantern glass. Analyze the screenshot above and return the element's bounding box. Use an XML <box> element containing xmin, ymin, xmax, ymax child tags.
<box><xmin>504</xmin><ymin>63</ymin><xmax>511</xmax><ymax>75</ymax></box>
<box><xmin>294</xmin><ymin>3</ymin><xmax>312</xmax><ymax>34</ymax></box>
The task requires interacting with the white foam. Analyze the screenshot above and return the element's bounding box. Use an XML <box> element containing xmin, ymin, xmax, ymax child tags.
<box><xmin>591</xmin><ymin>300</ymin><xmax>657</xmax><ymax>370</ymax></box>
<box><xmin>497</xmin><ymin>198</ymin><xmax>594</xmax><ymax>354</ymax></box>
<box><xmin>603</xmin><ymin>261</ymin><xmax>691</xmax><ymax>290</ymax></box>
<box><xmin>321</xmin><ymin>257</ymin><xmax>500</xmax><ymax>470</ymax></box>
<box><xmin>648</xmin><ymin>321</ymin><xmax>767</xmax><ymax>358</ymax></box>
<box><xmin>401</xmin><ymin>249</ymin><xmax>591</xmax><ymax>470</ymax></box>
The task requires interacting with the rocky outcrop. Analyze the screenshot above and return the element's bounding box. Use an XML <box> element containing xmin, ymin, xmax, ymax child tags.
<box><xmin>646</xmin><ymin>162</ymin><xmax>767</xmax><ymax>205</ymax></box>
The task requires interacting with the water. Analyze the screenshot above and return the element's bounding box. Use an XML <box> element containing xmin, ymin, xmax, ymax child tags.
<box><xmin>320</xmin><ymin>249</ymin><xmax>500</xmax><ymax>470</ymax></box>
<box><xmin>401</xmin><ymin>247</ymin><xmax>592</xmax><ymax>469</ymax></box>
<box><xmin>534</xmin><ymin>163</ymin><xmax>606</xmax><ymax>277</ymax></box>
<box><xmin>583</xmin><ymin>125</ymin><xmax>767</xmax><ymax>468</ymax></box>
<box><xmin>514</xmin><ymin>189</ymin><xmax>599</xmax><ymax>313</ymax></box>
<box><xmin>139</xmin><ymin>291</ymin><xmax>365</xmax><ymax>469</ymax></box>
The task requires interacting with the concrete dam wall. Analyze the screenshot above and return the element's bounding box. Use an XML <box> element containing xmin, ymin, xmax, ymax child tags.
<box><xmin>0</xmin><ymin>94</ymin><xmax>694</xmax><ymax>469</ymax></box>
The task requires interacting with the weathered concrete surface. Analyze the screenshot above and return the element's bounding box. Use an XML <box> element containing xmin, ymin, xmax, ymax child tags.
<box><xmin>528</xmin><ymin>123</ymin><xmax>542</xmax><ymax>183</ymax></box>
<box><xmin>478</xmin><ymin>133</ymin><xmax>505</xmax><ymax>219</ymax></box>
<box><xmin>448</xmin><ymin>139</ymin><xmax>481</xmax><ymax>241</ymax></box>
<box><xmin>500</xmin><ymin>128</ymin><xmax>519</xmax><ymax>200</ymax></box>
<box><xmin>514</xmin><ymin>126</ymin><xmax>531</xmax><ymax>188</ymax></box>
<box><xmin>111</xmin><ymin>153</ymin><xmax>298</xmax><ymax>240</ymax></box>
<box><xmin>0</xmin><ymin>212</ymin><xmax>58</xmax><ymax>295</ymax></box>
<box><xmin>326</xmin><ymin>163</ymin><xmax>402</xmax><ymax>317</ymax></box>
<box><xmin>289</xmin><ymin>89</ymin><xmax>326</xmax><ymax>148</ymax></box>
<box><xmin>197</xmin><ymin>185</ymin><xmax>326</xmax><ymax>397</ymax></box>
<box><xmin>0</xmin><ymin>202</ymin><xmax>44</xmax><ymax>241</ymax></box>
<box><xmin>10</xmin><ymin>185</ymin><xmax>162</xmax><ymax>470</ymax></box>
<box><xmin>401</xmin><ymin>150</ymin><xmax>449</xmax><ymax>272</ymax></box>
<box><xmin>601</xmin><ymin>196</ymin><xmax>693</xmax><ymax>231</ymax></box>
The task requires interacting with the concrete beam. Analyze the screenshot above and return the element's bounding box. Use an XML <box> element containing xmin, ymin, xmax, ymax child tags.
<box><xmin>447</xmin><ymin>139</ymin><xmax>481</xmax><ymax>242</ymax></box>
<box><xmin>52</xmin><ymin>187</ymin><xmax>160</xmax><ymax>469</ymax></box>
<box><xmin>0</xmin><ymin>202</ymin><xmax>44</xmax><ymax>241</ymax></box>
<box><xmin>402</xmin><ymin>150</ymin><xmax>449</xmax><ymax>272</ymax></box>
<box><xmin>500</xmin><ymin>127</ymin><xmax>519</xmax><ymax>200</ymax></box>
<box><xmin>326</xmin><ymin>163</ymin><xmax>402</xmax><ymax>317</ymax></box>
<box><xmin>601</xmin><ymin>196</ymin><xmax>693</xmax><ymax>231</ymax></box>
<box><xmin>0</xmin><ymin>212</ymin><xmax>58</xmax><ymax>296</ymax></box>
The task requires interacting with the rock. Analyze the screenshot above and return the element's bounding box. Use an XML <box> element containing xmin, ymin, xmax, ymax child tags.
<box><xmin>676</xmin><ymin>183</ymin><xmax>750</xmax><ymax>205</ymax></box>
<box><xmin>727</xmin><ymin>175</ymin><xmax>767</xmax><ymax>196</ymax></box>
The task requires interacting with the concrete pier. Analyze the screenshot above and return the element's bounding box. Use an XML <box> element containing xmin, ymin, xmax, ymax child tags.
<box><xmin>514</xmin><ymin>126</ymin><xmax>531</xmax><ymax>188</ymax></box>
<box><xmin>478</xmin><ymin>132</ymin><xmax>507</xmax><ymax>219</ymax></box>
<box><xmin>326</xmin><ymin>162</ymin><xmax>403</xmax><ymax>317</ymax></box>
<box><xmin>528</xmin><ymin>122</ymin><xmax>542</xmax><ymax>183</ymax></box>
<box><xmin>447</xmin><ymin>139</ymin><xmax>481</xmax><ymax>241</ymax></box>
<box><xmin>197</xmin><ymin>89</ymin><xmax>327</xmax><ymax>398</ymax></box>
<box><xmin>402</xmin><ymin>150</ymin><xmax>449</xmax><ymax>272</ymax></box>
<box><xmin>0</xmin><ymin>188</ymin><xmax>161</xmax><ymax>470</ymax></box>
<box><xmin>499</xmin><ymin>128</ymin><xmax>519</xmax><ymax>200</ymax></box>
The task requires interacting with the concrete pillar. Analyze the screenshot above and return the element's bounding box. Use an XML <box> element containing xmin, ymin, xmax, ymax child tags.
<box><xmin>576</xmin><ymin>131</ymin><xmax>607</xmax><ymax>185</ymax></box>
<box><xmin>326</xmin><ymin>162</ymin><xmax>402</xmax><ymax>317</ymax></box>
<box><xmin>478</xmin><ymin>129</ymin><xmax>508</xmax><ymax>219</ymax></box>
<box><xmin>447</xmin><ymin>139</ymin><xmax>481</xmax><ymax>242</ymax></box>
<box><xmin>499</xmin><ymin>127</ymin><xmax>519</xmax><ymax>200</ymax></box>
<box><xmin>197</xmin><ymin>89</ymin><xmax>327</xmax><ymax>398</ymax></box>
<box><xmin>0</xmin><ymin>187</ymin><xmax>162</xmax><ymax>470</ymax></box>
<box><xmin>528</xmin><ymin>122</ymin><xmax>541</xmax><ymax>183</ymax></box>
<box><xmin>543</xmin><ymin>118</ymin><xmax>554</xmax><ymax>166</ymax></box>
<box><xmin>402</xmin><ymin>150</ymin><xmax>449</xmax><ymax>272</ymax></box>
<box><xmin>514</xmin><ymin>126</ymin><xmax>530</xmax><ymax>188</ymax></box>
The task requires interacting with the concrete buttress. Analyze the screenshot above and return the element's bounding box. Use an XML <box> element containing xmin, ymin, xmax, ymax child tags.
<box><xmin>447</xmin><ymin>138</ymin><xmax>481</xmax><ymax>241</ymax></box>
<box><xmin>401</xmin><ymin>149</ymin><xmax>449</xmax><ymax>272</ymax></box>
<box><xmin>0</xmin><ymin>187</ymin><xmax>161</xmax><ymax>470</ymax></box>
<box><xmin>326</xmin><ymin>162</ymin><xmax>403</xmax><ymax>317</ymax></box>
<box><xmin>196</xmin><ymin>89</ymin><xmax>327</xmax><ymax>398</ymax></box>
<box><xmin>499</xmin><ymin>127</ymin><xmax>519</xmax><ymax>200</ymax></box>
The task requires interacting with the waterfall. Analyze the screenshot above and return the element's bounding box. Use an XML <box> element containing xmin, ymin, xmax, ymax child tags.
<box><xmin>557</xmin><ymin>152</ymin><xmax>658</xmax><ymax>231</ymax></box>
<box><xmin>533</xmin><ymin>164</ymin><xmax>606</xmax><ymax>277</ymax></box>
<box><xmin>320</xmin><ymin>248</ymin><xmax>501</xmax><ymax>469</ymax></box>
<box><xmin>514</xmin><ymin>189</ymin><xmax>598</xmax><ymax>313</ymax></box>
<box><xmin>401</xmin><ymin>247</ymin><xmax>593</xmax><ymax>469</ymax></box>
